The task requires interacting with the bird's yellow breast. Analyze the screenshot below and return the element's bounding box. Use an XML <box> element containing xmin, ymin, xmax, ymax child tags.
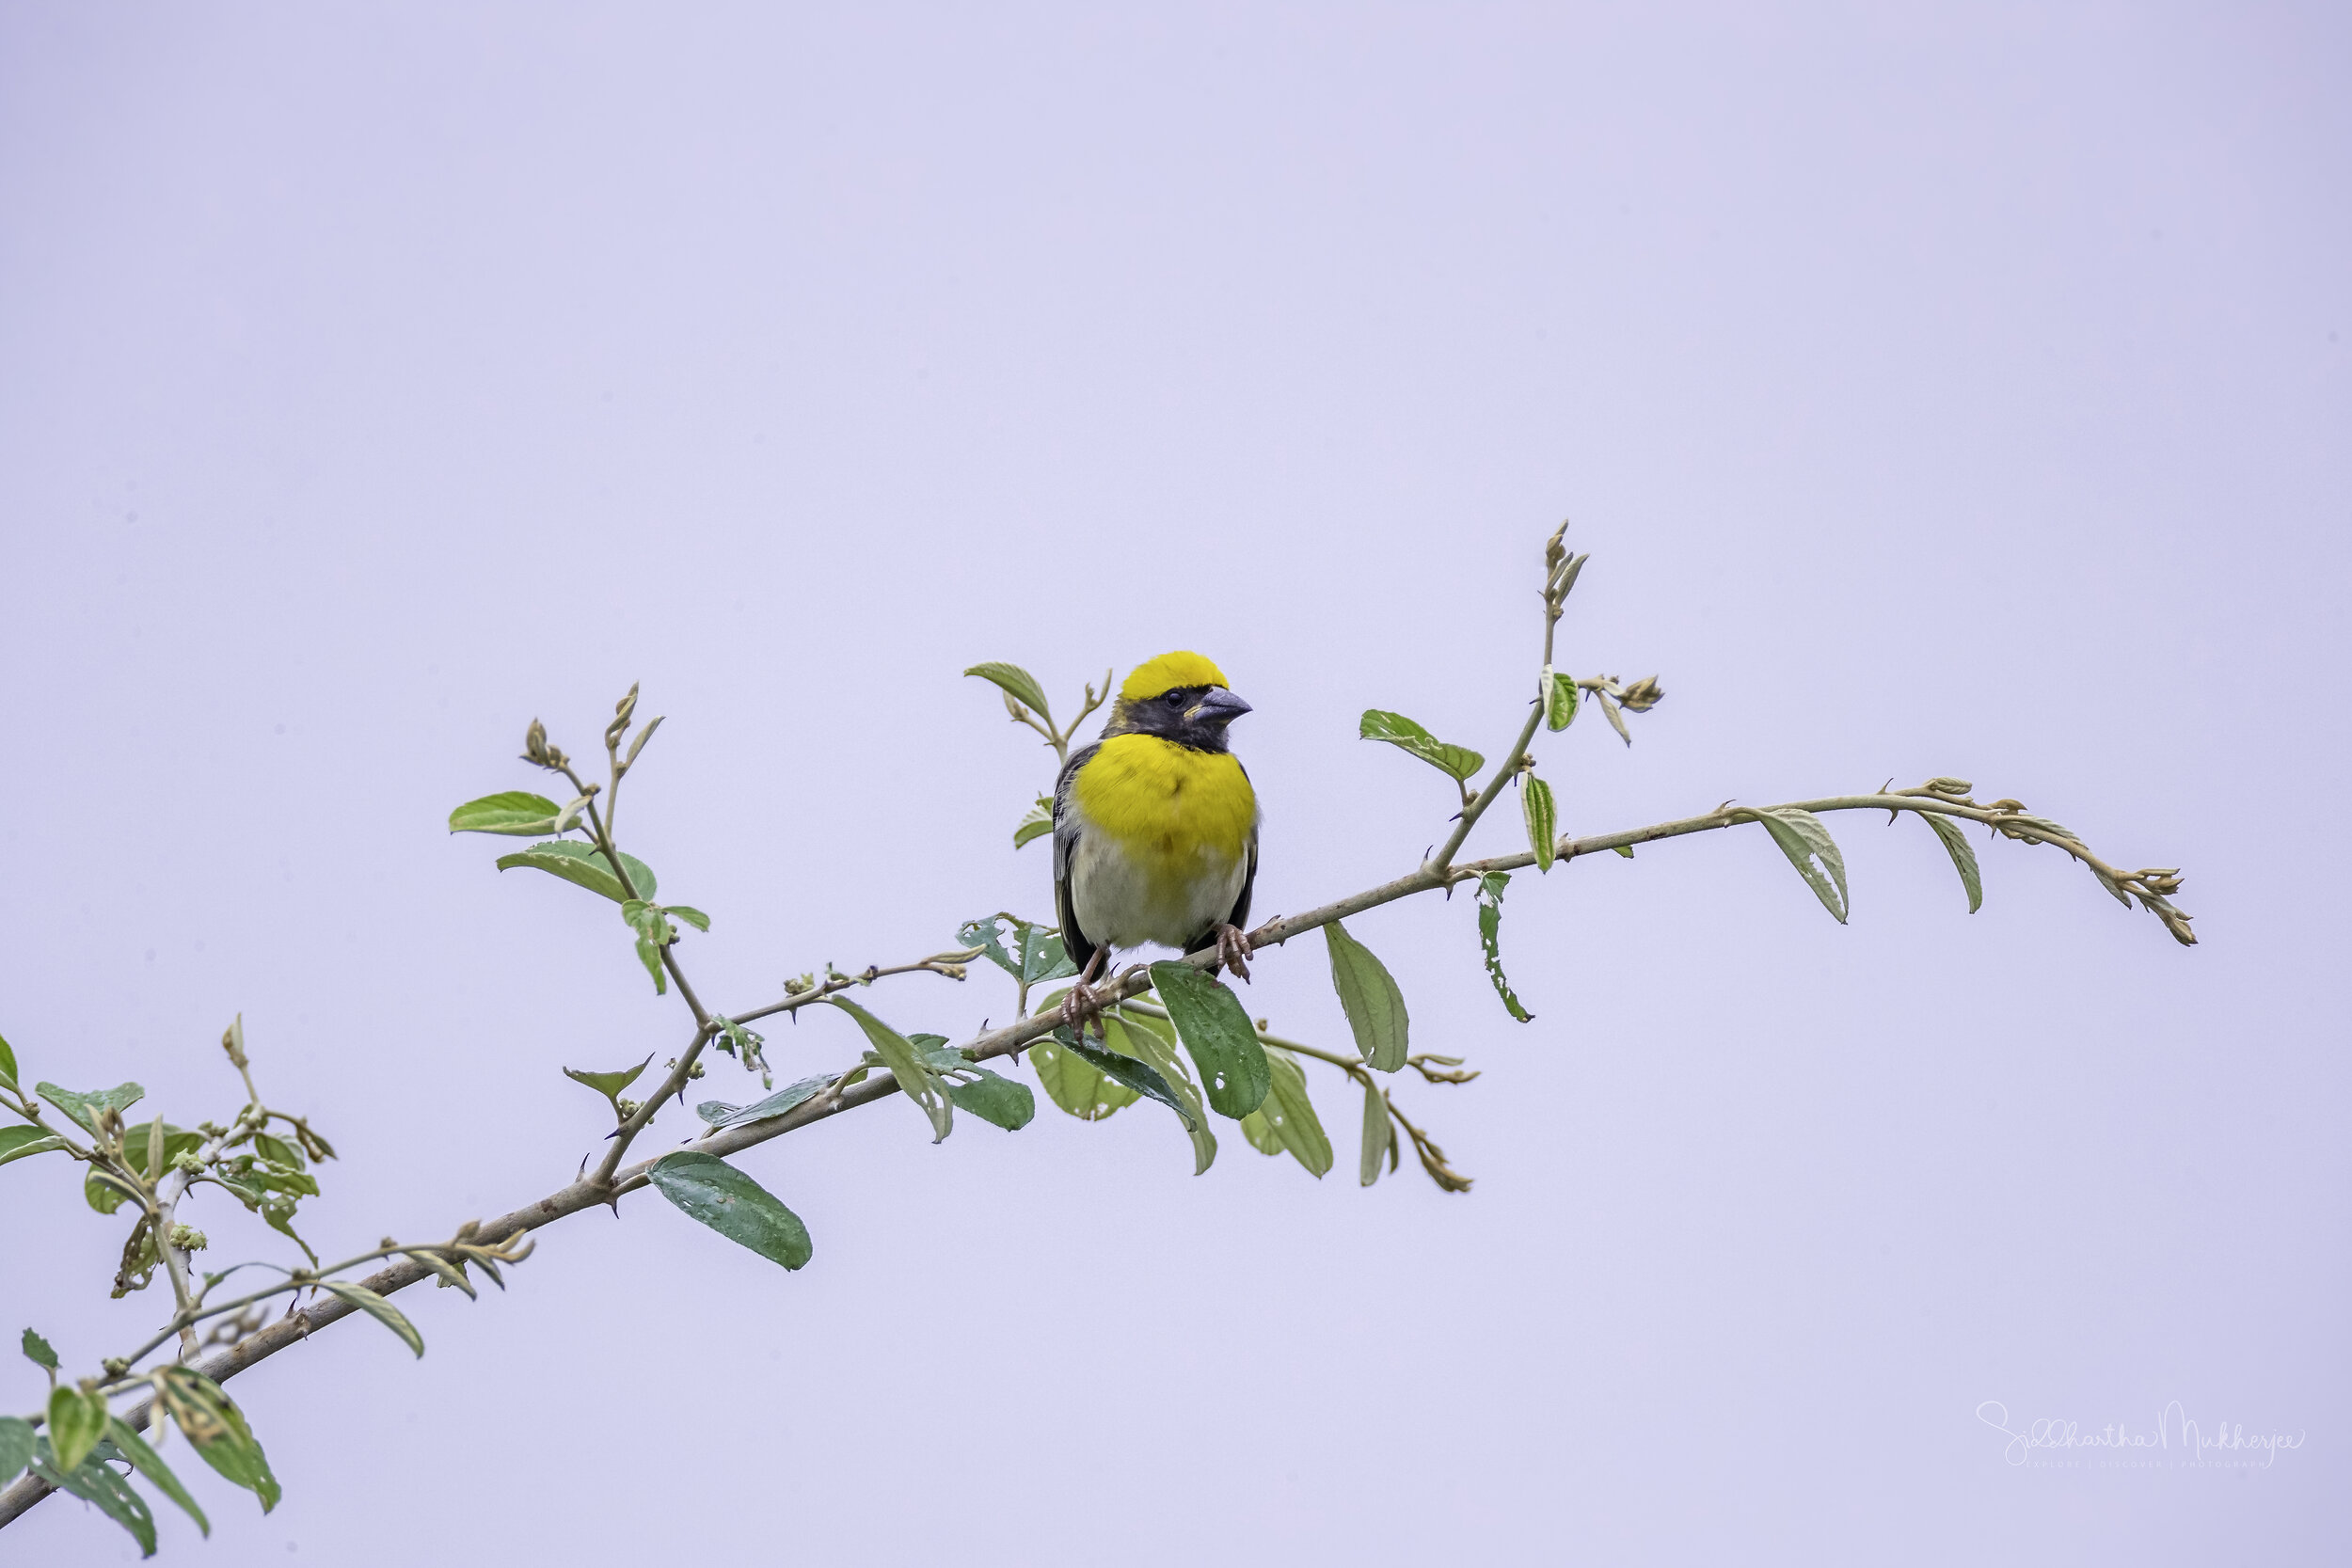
<box><xmin>1073</xmin><ymin>735</ymin><xmax>1256</xmax><ymax>872</ymax></box>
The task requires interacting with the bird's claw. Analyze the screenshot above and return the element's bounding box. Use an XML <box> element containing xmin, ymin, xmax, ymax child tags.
<box><xmin>1057</xmin><ymin>978</ymin><xmax>1107</xmax><ymax>1038</ymax></box>
<box><xmin>1214</xmin><ymin>923</ymin><xmax>1254</xmax><ymax>982</ymax></box>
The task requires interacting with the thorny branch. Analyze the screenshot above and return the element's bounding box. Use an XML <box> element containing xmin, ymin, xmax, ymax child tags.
<box><xmin>0</xmin><ymin>527</ymin><xmax>2193</xmax><ymax>1534</ymax></box>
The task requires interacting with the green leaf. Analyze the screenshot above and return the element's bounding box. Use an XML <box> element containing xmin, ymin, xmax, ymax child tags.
<box><xmin>124</xmin><ymin>1121</ymin><xmax>202</xmax><ymax>1175</ymax></box>
<box><xmin>34</xmin><ymin>1438</ymin><xmax>157</xmax><ymax>1557</ymax></box>
<box><xmin>1542</xmin><ymin>669</ymin><xmax>1580</xmax><ymax>731</ymax></box>
<box><xmin>621</xmin><ymin>900</ymin><xmax>672</xmax><ymax>993</ymax></box>
<box><xmin>1359</xmin><ymin>1078</ymin><xmax>1391</xmax><ymax>1187</ymax></box>
<box><xmin>48</xmin><ymin>1383</ymin><xmax>106</xmax><ymax>1472</ymax></box>
<box><xmin>494</xmin><ymin>840</ymin><xmax>658</xmax><ymax>903</ymax></box>
<box><xmin>249</xmin><ymin>1132</ymin><xmax>304</xmax><ymax>1171</ymax></box>
<box><xmin>1018</xmin><ymin>927</ymin><xmax>1076</xmax><ymax>984</ymax></box>
<box><xmin>35</xmin><ymin>1080</ymin><xmax>144</xmax><ymax>1133</ymax></box>
<box><xmin>1055</xmin><ymin>1024</ymin><xmax>1196</xmax><ymax>1132</ymax></box>
<box><xmin>1257</xmin><ymin>1047</ymin><xmax>1332</xmax><ymax>1178</ymax></box>
<box><xmin>156</xmin><ymin>1367</ymin><xmax>279</xmax><ymax>1513</ymax></box>
<box><xmin>1922</xmin><ymin>812</ymin><xmax>1983</xmax><ymax>914</ymax></box>
<box><xmin>0</xmin><ymin>1416</ymin><xmax>32</xmax><ymax>1485</ymax></box>
<box><xmin>261</xmin><ymin>1201</ymin><xmax>316</xmax><ymax>1264</ymax></box>
<box><xmin>1148</xmin><ymin>961</ymin><xmax>1271</xmax><ymax>1118</ymax></box>
<box><xmin>649</xmin><ymin>1151</ymin><xmax>813</xmax><ymax>1270</ymax></box>
<box><xmin>1740</xmin><ymin>806</ymin><xmax>1850</xmax><ymax>924</ymax></box>
<box><xmin>1095</xmin><ymin>1015</ymin><xmax>1216</xmax><ymax>1175</ymax></box>
<box><xmin>0</xmin><ymin>1031</ymin><xmax>15</xmax><ymax>1089</ymax></box>
<box><xmin>0</xmin><ymin>1125</ymin><xmax>64</xmax><ymax>1168</ymax></box>
<box><xmin>1027</xmin><ymin>1033</ymin><xmax>1140</xmax><ymax>1121</ymax></box>
<box><xmin>946</xmin><ymin>1069</ymin><xmax>1035</xmax><ymax>1131</ymax></box>
<box><xmin>1612</xmin><ymin>844</ymin><xmax>1634</xmax><ymax>859</ymax></box>
<box><xmin>1522</xmin><ymin>774</ymin><xmax>1559</xmax><ymax>872</ymax></box>
<box><xmin>964</xmin><ymin>661</ymin><xmax>1056</xmax><ymax>722</ymax></box>
<box><xmin>401</xmin><ymin>1245</ymin><xmax>477</xmax><ymax>1298</ymax></box>
<box><xmin>106</xmin><ymin>1417</ymin><xmax>209</xmax><ymax>1538</ymax></box>
<box><xmin>86</xmin><ymin>1164</ymin><xmax>146</xmax><ymax>1215</ymax></box>
<box><xmin>959</xmin><ymin>915</ymin><xmax>1020</xmax><ymax>976</ymax></box>
<box><xmin>447</xmin><ymin>791</ymin><xmax>563</xmax><ymax>836</ymax></box>
<box><xmin>698</xmin><ymin>1071</ymin><xmax>834</xmax><ymax>1129</ymax></box>
<box><xmin>564</xmin><ymin>1053</ymin><xmax>653</xmax><ymax>1116</ymax></box>
<box><xmin>1474</xmin><ymin>873</ymin><xmax>1534</xmax><ymax>1022</ymax></box>
<box><xmin>825</xmin><ymin>998</ymin><xmax>952</xmax><ymax>1142</ymax></box>
<box><xmin>1323</xmin><ymin>919</ymin><xmax>1409</xmax><ymax>1072</ymax></box>
<box><xmin>1359</xmin><ymin>710</ymin><xmax>1484</xmax><ymax>783</ymax></box>
<box><xmin>1238</xmin><ymin>1106</ymin><xmax>1283</xmax><ymax>1155</ymax></box>
<box><xmin>956</xmin><ymin>914</ymin><xmax>1078</xmax><ymax>985</ymax></box>
<box><xmin>229</xmin><ymin>1157</ymin><xmax>317</xmax><ymax>1199</ymax></box>
<box><xmin>666</xmin><ymin>905</ymin><xmax>711</xmax><ymax>932</ymax></box>
<box><xmin>1012</xmin><ymin>797</ymin><xmax>1055</xmax><ymax>849</ymax></box>
<box><xmin>22</xmin><ymin>1326</ymin><xmax>58</xmax><ymax>1372</ymax></box>
<box><xmin>316</xmin><ymin>1281</ymin><xmax>423</xmax><ymax>1356</ymax></box>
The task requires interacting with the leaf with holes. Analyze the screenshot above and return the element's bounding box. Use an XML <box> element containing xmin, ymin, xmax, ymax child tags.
<box><xmin>1015</xmin><ymin>923</ymin><xmax>1076</xmax><ymax>985</ymax></box>
<box><xmin>945</xmin><ymin>1069</ymin><xmax>1035</xmax><ymax>1131</ymax></box>
<box><xmin>1028</xmin><ymin>1033</ymin><xmax>1141</xmax><ymax>1121</ymax></box>
<box><xmin>1148</xmin><ymin>962</ymin><xmax>1271</xmax><ymax>1118</ymax></box>
<box><xmin>621</xmin><ymin>900</ymin><xmax>672</xmax><ymax>993</ymax></box>
<box><xmin>1740</xmin><ymin>807</ymin><xmax>1850</xmax><ymax>923</ymax></box>
<box><xmin>107</xmin><ymin>1418</ymin><xmax>209</xmax><ymax>1538</ymax></box>
<box><xmin>34</xmin><ymin>1437</ymin><xmax>156</xmax><ymax>1556</ymax></box>
<box><xmin>1474</xmin><ymin>873</ymin><xmax>1534</xmax><ymax>1022</ymax></box>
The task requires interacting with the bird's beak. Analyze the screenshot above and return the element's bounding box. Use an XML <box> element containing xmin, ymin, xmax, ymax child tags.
<box><xmin>1187</xmin><ymin>687</ymin><xmax>1252</xmax><ymax>726</ymax></box>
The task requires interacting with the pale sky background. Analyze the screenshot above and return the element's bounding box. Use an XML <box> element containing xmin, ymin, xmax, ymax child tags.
<box><xmin>3</xmin><ymin>4</ymin><xmax>2346</xmax><ymax>1562</ymax></box>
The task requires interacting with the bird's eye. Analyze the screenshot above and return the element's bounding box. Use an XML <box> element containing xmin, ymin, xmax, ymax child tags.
<box><xmin>1163</xmin><ymin>690</ymin><xmax>1186</xmax><ymax>708</ymax></box>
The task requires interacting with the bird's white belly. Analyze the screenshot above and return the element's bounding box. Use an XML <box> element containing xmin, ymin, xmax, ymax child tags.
<box><xmin>1070</xmin><ymin>827</ymin><xmax>1246</xmax><ymax>953</ymax></box>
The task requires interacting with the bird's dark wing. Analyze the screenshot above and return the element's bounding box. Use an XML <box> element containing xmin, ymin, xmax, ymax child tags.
<box><xmin>1052</xmin><ymin>742</ymin><xmax>1100</xmax><ymax>979</ymax></box>
<box><xmin>1226</xmin><ymin>824</ymin><xmax>1258</xmax><ymax>934</ymax></box>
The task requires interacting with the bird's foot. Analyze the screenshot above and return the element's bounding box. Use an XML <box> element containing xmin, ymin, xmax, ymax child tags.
<box><xmin>1214</xmin><ymin>923</ymin><xmax>1255</xmax><ymax>982</ymax></box>
<box><xmin>1057</xmin><ymin>978</ymin><xmax>1108</xmax><ymax>1038</ymax></box>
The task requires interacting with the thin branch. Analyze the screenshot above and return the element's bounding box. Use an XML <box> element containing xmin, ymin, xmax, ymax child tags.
<box><xmin>1426</xmin><ymin>697</ymin><xmax>1543</xmax><ymax>875</ymax></box>
<box><xmin>0</xmin><ymin>782</ymin><xmax>2188</xmax><ymax>1529</ymax></box>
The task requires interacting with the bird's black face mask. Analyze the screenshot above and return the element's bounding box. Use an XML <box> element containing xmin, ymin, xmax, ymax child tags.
<box><xmin>1107</xmin><ymin>684</ymin><xmax>1253</xmax><ymax>752</ymax></box>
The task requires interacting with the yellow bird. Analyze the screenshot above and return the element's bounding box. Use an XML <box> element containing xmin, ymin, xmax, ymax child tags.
<box><xmin>1054</xmin><ymin>651</ymin><xmax>1259</xmax><ymax>1025</ymax></box>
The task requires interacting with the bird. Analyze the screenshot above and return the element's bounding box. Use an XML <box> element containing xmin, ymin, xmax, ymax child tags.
<box><xmin>1052</xmin><ymin>650</ymin><xmax>1259</xmax><ymax>1031</ymax></box>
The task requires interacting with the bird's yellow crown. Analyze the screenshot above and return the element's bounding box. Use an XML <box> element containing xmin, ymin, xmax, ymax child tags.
<box><xmin>1120</xmin><ymin>650</ymin><xmax>1230</xmax><ymax>701</ymax></box>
